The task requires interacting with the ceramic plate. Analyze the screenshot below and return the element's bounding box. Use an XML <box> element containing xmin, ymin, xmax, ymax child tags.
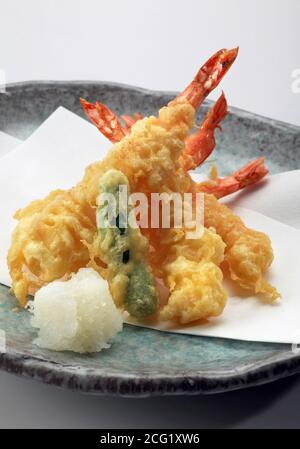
<box><xmin>0</xmin><ymin>81</ymin><xmax>300</xmax><ymax>396</ymax></box>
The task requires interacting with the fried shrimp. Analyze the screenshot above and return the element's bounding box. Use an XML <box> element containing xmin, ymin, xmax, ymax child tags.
<box><xmin>147</xmin><ymin>224</ymin><xmax>227</xmax><ymax>323</ymax></box>
<box><xmin>8</xmin><ymin>47</ymin><xmax>279</xmax><ymax>324</ymax></box>
<box><xmin>202</xmin><ymin>193</ymin><xmax>278</xmax><ymax>300</ymax></box>
<box><xmin>8</xmin><ymin>189</ymin><xmax>95</xmax><ymax>306</ymax></box>
<box><xmin>160</xmin><ymin>257</ymin><xmax>227</xmax><ymax>324</ymax></box>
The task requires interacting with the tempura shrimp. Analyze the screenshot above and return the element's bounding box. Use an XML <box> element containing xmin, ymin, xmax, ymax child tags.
<box><xmin>81</xmin><ymin>50</ymin><xmax>278</xmax><ymax>304</ymax></box>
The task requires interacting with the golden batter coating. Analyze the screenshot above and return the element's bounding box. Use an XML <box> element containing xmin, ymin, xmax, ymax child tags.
<box><xmin>8</xmin><ymin>189</ymin><xmax>96</xmax><ymax>306</ymax></box>
<box><xmin>7</xmin><ymin>48</ymin><xmax>279</xmax><ymax>324</ymax></box>
<box><xmin>202</xmin><ymin>193</ymin><xmax>279</xmax><ymax>301</ymax></box>
<box><xmin>160</xmin><ymin>257</ymin><xmax>227</xmax><ymax>324</ymax></box>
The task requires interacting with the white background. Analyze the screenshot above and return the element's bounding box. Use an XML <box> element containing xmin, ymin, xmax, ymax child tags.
<box><xmin>1</xmin><ymin>0</ymin><xmax>300</xmax><ymax>125</ymax></box>
<box><xmin>0</xmin><ymin>0</ymin><xmax>300</xmax><ymax>429</ymax></box>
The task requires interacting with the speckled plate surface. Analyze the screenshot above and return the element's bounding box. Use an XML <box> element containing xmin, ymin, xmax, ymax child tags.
<box><xmin>0</xmin><ymin>81</ymin><xmax>300</xmax><ymax>397</ymax></box>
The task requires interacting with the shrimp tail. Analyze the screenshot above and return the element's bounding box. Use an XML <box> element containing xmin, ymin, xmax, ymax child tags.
<box><xmin>172</xmin><ymin>47</ymin><xmax>239</xmax><ymax>109</ymax></box>
<box><xmin>80</xmin><ymin>98</ymin><xmax>127</xmax><ymax>143</ymax></box>
<box><xmin>180</xmin><ymin>92</ymin><xmax>228</xmax><ymax>171</ymax></box>
<box><xmin>199</xmin><ymin>157</ymin><xmax>269</xmax><ymax>199</ymax></box>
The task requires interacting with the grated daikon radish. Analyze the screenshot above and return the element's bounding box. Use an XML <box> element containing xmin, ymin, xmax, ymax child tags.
<box><xmin>30</xmin><ymin>268</ymin><xmax>123</xmax><ymax>353</ymax></box>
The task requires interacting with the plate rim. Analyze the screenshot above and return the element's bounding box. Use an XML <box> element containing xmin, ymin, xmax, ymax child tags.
<box><xmin>4</xmin><ymin>80</ymin><xmax>300</xmax><ymax>133</ymax></box>
<box><xmin>1</xmin><ymin>342</ymin><xmax>300</xmax><ymax>396</ymax></box>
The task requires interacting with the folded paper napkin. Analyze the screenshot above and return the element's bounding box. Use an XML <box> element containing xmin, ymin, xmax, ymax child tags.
<box><xmin>0</xmin><ymin>131</ymin><xmax>20</xmax><ymax>157</ymax></box>
<box><xmin>0</xmin><ymin>108</ymin><xmax>299</xmax><ymax>344</ymax></box>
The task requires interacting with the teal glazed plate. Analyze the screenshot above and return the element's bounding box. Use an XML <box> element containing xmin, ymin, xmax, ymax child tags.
<box><xmin>0</xmin><ymin>81</ymin><xmax>300</xmax><ymax>396</ymax></box>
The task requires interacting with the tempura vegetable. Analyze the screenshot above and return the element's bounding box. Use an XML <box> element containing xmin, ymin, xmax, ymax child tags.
<box><xmin>93</xmin><ymin>169</ymin><xmax>159</xmax><ymax>318</ymax></box>
<box><xmin>126</xmin><ymin>263</ymin><xmax>159</xmax><ymax>319</ymax></box>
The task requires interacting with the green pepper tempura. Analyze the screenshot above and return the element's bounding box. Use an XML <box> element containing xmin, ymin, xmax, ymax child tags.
<box><xmin>96</xmin><ymin>169</ymin><xmax>159</xmax><ymax>319</ymax></box>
